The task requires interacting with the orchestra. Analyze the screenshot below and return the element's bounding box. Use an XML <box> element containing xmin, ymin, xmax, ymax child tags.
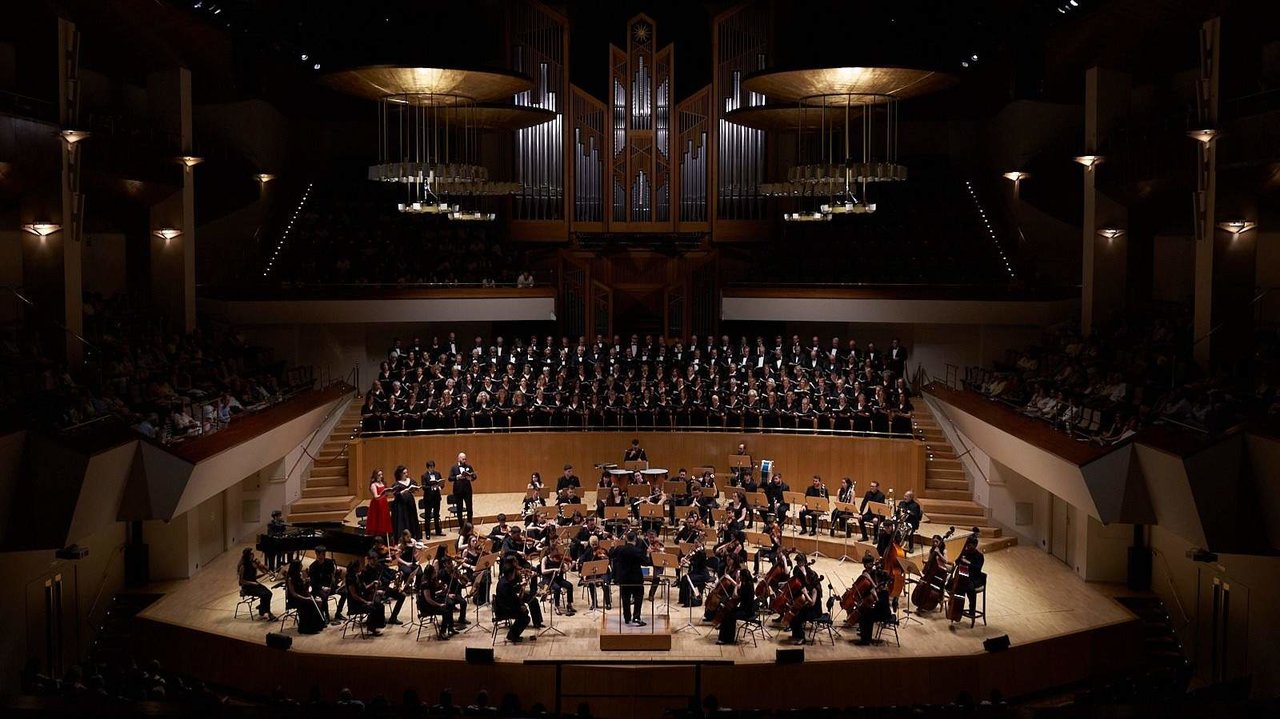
<box><xmin>243</xmin><ymin>445</ymin><xmax>997</xmax><ymax>652</ymax></box>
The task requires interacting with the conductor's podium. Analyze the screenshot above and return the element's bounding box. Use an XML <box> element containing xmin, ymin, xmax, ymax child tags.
<box><xmin>600</xmin><ymin>613</ymin><xmax>673</xmax><ymax>651</ymax></box>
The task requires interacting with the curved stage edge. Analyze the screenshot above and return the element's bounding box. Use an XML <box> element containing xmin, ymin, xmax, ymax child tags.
<box><xmin>133</xmin><ymin>546</ymin><xmax>1144</xmax><ymax>716</ymax></box>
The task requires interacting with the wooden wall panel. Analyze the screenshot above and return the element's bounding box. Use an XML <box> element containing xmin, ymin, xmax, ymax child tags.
<box><xmin>353</xmin><ymin>432</ymin><xmax>925</xmax><ymax>499</ymax></box>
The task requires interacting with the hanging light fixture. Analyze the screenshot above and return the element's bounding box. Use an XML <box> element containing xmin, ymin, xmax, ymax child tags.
<box><xmin>782</xmin><ymin>211</ymin><xmax>831</xmax><ymax>223</ymax></box>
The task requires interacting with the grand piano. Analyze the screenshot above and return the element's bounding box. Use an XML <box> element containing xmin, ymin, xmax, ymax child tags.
<box><xmin>256</xmin><ymin>522</ymin><xmax>375</xmax><ymax>562</ymax></box>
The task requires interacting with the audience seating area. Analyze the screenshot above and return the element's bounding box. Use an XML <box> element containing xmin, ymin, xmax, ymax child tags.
<box><xmin>361</xmin><ymin>333</ymin><xmax>915</xmax><ymax>435</ymax></box>
<box><xmin>960</xmin><ymin>309</ymin><xmax>1279</xmax><ymax>439</ymax></box>
<box><xmin>269</xmin><ymin>180</ymin><xmax>522</xmax><ymax>288</ymax></box>
<box><xmin>0</xmin><ymin>293</ymin><xmax>314</xmax><ymax>442</ymax></box>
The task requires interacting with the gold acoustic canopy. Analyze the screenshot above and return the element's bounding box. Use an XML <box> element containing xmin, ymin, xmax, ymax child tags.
<box><xmin>322</xmin><ymin>65</ymin><xmax>535</xmax><ymax>105</ymax></box>
<box><xmin>723</xmin><ymin>104</ymin><xmax>863</xmax><ymax>132</ymax></box>
<box><xmin>741</xmin><ymin>66</ymin><xmax>956</xmax><ymax>104</ymax></box>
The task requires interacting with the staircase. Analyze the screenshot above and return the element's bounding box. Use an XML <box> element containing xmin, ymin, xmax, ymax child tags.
<box><xmin>912</xmin><ymin>401</ymin><xmax>1007</xmax><ymax>542</ymax></box>
<box><xmin>287</xmin><ymin>398</ymin><xmax>362</xmax><ymax>523</ymax></box>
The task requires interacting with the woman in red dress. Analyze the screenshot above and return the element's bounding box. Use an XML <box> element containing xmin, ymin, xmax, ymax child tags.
<box><xmin>365</xmin><ymin>468</ymin><xmax>393</xmax><ymax>538</ymax></box>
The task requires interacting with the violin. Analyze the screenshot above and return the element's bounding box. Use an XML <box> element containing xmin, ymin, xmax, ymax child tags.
<box><xmin>911</xmin><ymin>526</ymin><xmax>956</xmax><ymax>612</ymax></box>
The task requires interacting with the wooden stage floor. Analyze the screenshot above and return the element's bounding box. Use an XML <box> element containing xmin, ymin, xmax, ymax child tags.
<box><xmin>138</xmin><ymin>541</ymin><xmax>1133</xmax><ymax>665</ymax></box>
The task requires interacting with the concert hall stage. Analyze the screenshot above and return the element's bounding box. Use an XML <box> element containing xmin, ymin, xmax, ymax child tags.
<box><xmin>133</xmin><ymin>532</ymin><xmax>1145</xmax><ymax>715</ymax></box>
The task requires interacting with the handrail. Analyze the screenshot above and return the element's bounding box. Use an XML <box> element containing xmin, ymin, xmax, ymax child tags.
<box><xmin>919</xmin><ymin>385</ymin><xmax>995</xmax><ymax>488</ymax></box>
<box><xmin>85</xmin><ymin>543</ymin><xmax>128</xmax><ymax>631</ymax></box>
<box><xmin>284</xmin><ymin>375</ymin><xmax>359</xmax><ymax>481</ymax></box>
<box><xmin>359</xmin><ymin>424</ymin><xmax>920</xmax><ymax>440</ymax></box>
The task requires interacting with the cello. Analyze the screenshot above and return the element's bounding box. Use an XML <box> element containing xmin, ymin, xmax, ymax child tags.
<box><xmin>945</xmin><ymin>527</ymin><xmax>981</xmax><ymax>622</ymax></box>
<box><xmin>910</xmin><ymin>527</ymin><xmax>956</xmax><ymax>612</ymax></box>
<box><xmin>704</xmin><ymin>573</ymin><xmax>736</xmax><ymax>616</ymax></box>
<box><xmin>779</xmin><ymin>573</ymin><xmax>820</xmax><ymax>626</ymax></box>
<box><xmin>839</xmin><ymin>570</ymin><xmax>880</xmax><ymax>626</ymax></box>
<box><xmin>709</xmin><ymin>576</ymin><xmax>740</xmax><ymax>627</ymax></box>
<box><xmin>771</xmin><ymin>575</ymin><xmax>805</xmax><ymax>615</ymax></box>
<box><xmin>755</xmin><ymin>562</ymin><xmax>788</xmax><ymax>599</ymax></box>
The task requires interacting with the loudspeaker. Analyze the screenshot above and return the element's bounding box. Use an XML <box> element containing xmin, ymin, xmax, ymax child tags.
<box><xmin>1127</xmin><ymin>546</ymin><xmax>1153</xmax><ymax>591</ymax></box>
<box><xmin>775</xmin><ymin>648</ymin><xmax>804</xmax><ymax>664</ymax></box>
<box><xmin>466</xmin><ymin>647</ymin><xmax>494</xmax><ymax>664</ymax></box>
<box><xmin>265</xmin><ymin>632</ymin><xmax>292</xmax><ymax>650</ymax></box>
<box><xmin>983</xmin><ymin>635</ymin><xmax>1010</xmax><ymax>653</ymax></box>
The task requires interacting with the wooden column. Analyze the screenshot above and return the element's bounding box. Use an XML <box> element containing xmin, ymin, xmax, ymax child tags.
<box><xmin>1191</xmin><ymin>19</ymin><xmax>1221</xmax><ymax>368</ymax></box>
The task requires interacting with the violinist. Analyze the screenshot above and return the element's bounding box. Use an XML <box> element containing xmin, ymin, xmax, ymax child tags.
<box><xmin>852</xmin><ymin>554</ymin><xmax>893</xmax><ymax>645</ymax></box>
<box><xmin>644</xmin><ymin>530</ymin><xmax>667</xmax><ymax>602</ymax></box>
<box><xmin>716</xmin><ymin>567</ymin><xmax>757</xmax><ymax>646</ymax></box>
<box><xmin>501</xmin><ymin>526</ymin><xmax>536</xmax><ymax>564</ymax></box>
<box><xmin>798</xmin><ymin>475</ymin><xmax>830</xmax><ymax>536</ymax></box>
<box><xmin>897</xmin><ymin>490</ymin><xmax>923</xmax><ymax>552</ymax></box>
<box><xmin>493</xmin><ymin>556</ymin><xmax>541</xmax><ymax>643</ymax></box>
<box><xmin>415</xmin><ymin>564</ymin><xmax>457</xmax><ymax>639</ymax></box>
<box><xmin>344</xmin><ymin>553</ymin><xmax>387</xmax><ymax>636</ymax></box>
<box><xmin>858</xmin><ymin>481</ymin><xmax>886</xmax><ymax>541</ymax></box>
<box><xmin>787</xmin><ymin>567</ymin><xmax>823</xmax><ymax>645</ymax></box>
<box><xmin>753</xmin><ymin>519</ymin><xmax>784</xmax><ymax>574</ymax></box>
<box><xmin>678</xmin><ymin>540</ymin><xmax>710</xmax><ymax>607</ymax></box>
<box><xmin>488</xmin><ymin>514</ymin><xmax>513</xmax><ymax>552</ymax></box>
<box><xmin>523</xmin><ymin>471</ymin><xmax>547</xmax><ymax>517</ymax></box>
<box><xmin>674</xmin><ymin>514</ymin><xmax>704</xmax><ymax>544</ymax></box>
<box><xmin>948</xmin><ymin>534</ymin><xmax>986</xmax><ymax>624</ymax></box>
<box><xmin>830</xmin><ymin>478</ymin><xmax>855</xmax><ymax>537</ymax></box>
<box><xmin>237</xmin><ymin>548</ymin><xmax>278</xmax><ymax>622</ymax></box>
<box><xmin>540</xmin><ymin>544</ymin><xmax>576</xmax><ymax>616</ymax></box>
<box><xmin>582</xmin><ymin>535</ymin><xmax>613</xmax><ymax>611</ymax></box>
<box><xmin>459</xmin><ymin>535</ymin><xmax>489</xmax><ymax>606</ymax></box>
<box><xmin>713</xmin><ymin>530</ymin><xmax>748</xmax><ymax>577</ymax></box>
<box><xmin>308</xmin><ymin>546</ymin><xmax>338</xmax><ymax>624</ymax></box>
<box><xmin>437</xmin><ymin>547</ymin><xmax>472</xmax><ymax>628</ymax></box>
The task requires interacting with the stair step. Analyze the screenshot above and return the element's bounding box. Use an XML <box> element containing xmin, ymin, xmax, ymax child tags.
<box><xmin>311</xmin><ymin>464</ymin><xmax>347</xmax><ymax>478</ymax></box>
<box><xmin>303</xmin><ymin>485</ymin><xmax>352</xmax><ymax>498</ymax></box>
<box><xmin>289</xmin><ymin>495</ymin><xmax>356</xmax><ymax>513</ymax></box>
<box><xmin>925</xmin><ymin>478</ymin><xmax>969</xmax><ymax>491</ymax></box>
<box><xmin>919</xmin><ymin>498</ymin><xmax>987</xmax><ymax>515</ymax></box>
<box><xmin>923</xmin><ymin>489</ymin><xmax>972</xmax><ymax>501</ymax></box>
<box><xmin>287</xmin><ymin>509</ymin><xmax>352</xmax><ymax>523</ymax></box>
<box><xmin>926</xmin><ymin>468</ymin><xmax>967</xmax><ymax>480</ymax></box>
<box><xmin>926</xmin><ymin>458</ymin><xmax>962</xmax><ymax>470</ymax></box>
<box><xmin>307</xmin><ymin>476</ymin><xmax>349</xmax><ymax>489</ymax></box>
<box><xmin>925</xmin><ymin>511</ymin><xmax>993</xmax><ymax>526</ymax></box>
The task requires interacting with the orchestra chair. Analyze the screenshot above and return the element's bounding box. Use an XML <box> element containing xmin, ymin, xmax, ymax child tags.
<box><xmin>965</xmin><ymin>581</ymin><xmax>988</xmax><ymax>628</ymax></box>
<box><xmin>340</xmin><ymin>609</ymin><xmax>370</xmax><ymax>639</ymax></box>
<box><xmin>409</xmin><ymin>609</ymin><xmax>439</xmax><ymax>641</ymax></box>
<box><xmin>805</xmin><ymin>594</ymin><xmax>839</xmax><ymax>646</ymax></box>
<box><xmin>735</xmin><ymin>612</ymin><xmax>768</xmax><ymax>648</ymax></box>
<box><xmin>875</xmin><ymin>614</ymin><xmax>901</xmax><ymax>647</ymax></box>
<box><xmin>354</xmin><ymin>505</ymin><xmax>369</xmax><ymax>532</ymax></box>
<box><xmin>445</xmin><ymin>494</ymin><xmax>461</xmax><ymax>529</ymax></box>
<box><xmin>278</xmin><ymin>606</ymin><xmax>298</xmax><ymax>633</ymax></box>
<box><xmin>490</xmin><ymin>617</ymin><xmax>515</xmax><ymax>645</ymax></box>
<box><xmin>234</xmin><ymin>590</ymin><xmax>258</xmax><ymax>620</ymax></box>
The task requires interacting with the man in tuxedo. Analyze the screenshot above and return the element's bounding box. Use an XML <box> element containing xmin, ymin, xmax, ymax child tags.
<box><xmin>858</xmin><ymin>480</ymin><xmax>886</xmax><ymax>541</ymax></box>
<box><xmin>449</xmin><ymin>452</ymin><xmax>477</xmax><ymax>524</ymax></box>
<box><xmin>420</xmin><ymin>460</ymin><xmax>444</xmax><ymax>536</ymax></box>
<box><xmin>888</xmin><ymin>338</ymin><xmax>908</xmax><ymax>378</ymax></box>
<box><xmin>610</xmin><ymin>531</ymin><xmax>651</xmax><ymax>626</ymax></box>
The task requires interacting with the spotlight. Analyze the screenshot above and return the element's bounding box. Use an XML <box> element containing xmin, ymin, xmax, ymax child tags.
<box><xmin>300</xmin><ymin>53</ymin><xmax>309</xmax><ymax>61</ymax></box>
<box><xmin>313</xmin><ymin>63</ymin><xmax>321</xmax><ymax>71</ymax></box>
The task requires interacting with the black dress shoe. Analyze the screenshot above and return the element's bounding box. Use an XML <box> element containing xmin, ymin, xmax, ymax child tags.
<box><xmin>633</xmin><ymin>619</ymin><xmax>647</xmax><ymax>627</ymax></box>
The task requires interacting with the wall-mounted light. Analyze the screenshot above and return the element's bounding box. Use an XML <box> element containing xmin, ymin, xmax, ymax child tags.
<box><xmin>1097</xmin><ymin>228</ymin><xmax>1126</xmax><ymax>242</ymax></box>
<box><xmin>58</xmin><ymin>129</ymin><xmax>92</xmax><ymax>146</ymax></box>
<box><xmin>1186</xmin><ymin>128</ymin><xmax>1220</xmax><ymax>145</ymax></box>
<box><xmin>176</xmin><ymin>156</ymin><xmax>204</xmax><ymax>173</ymax></box>
<box><xmin>1073</xmin><ymin>155</ymin><xmax>1104</xmax><ymax>171</ymax></box>
<box><xmin>1002</xmin><ymin>171</ymin><xmax>1028</xmax><ymax>183</ymax></box>
<box><xmin>153</xmin><ymin>228</ymin><xmax>183</xmax><ymax>245</ymax></box>
<box><xmin>22</xmin><ymin>223</ymin><xmax>61</xmax><ymax>243</ymax></box>
<box><xmin>254</xmin><ymin>173</ymin><xmax>276</xmax><ymax>184</ymax></box>
<box><xmin>1216</xmin><ymin>220</ymin><xmax>1256</xmax><ymax>236</ymax></box>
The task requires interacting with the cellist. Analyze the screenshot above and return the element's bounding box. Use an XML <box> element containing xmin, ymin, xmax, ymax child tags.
<box><xmin>852</xmin><ymin>554</ymin><xmax>893</xmax><ymax>646</ymax></box>
<box><xmin>715</xmin><ymin>566</ymin><xmax>757</xmax><ymax>646</ymax></box>
<box><xmin>786</xmin><ymin>566</ymin><xmax>823</xmax><ymax>646</ymax></box>
<box><xmin>948</xmin><ymin>533</ymin><xmax>986</xmax><ymax>624</ymax></box>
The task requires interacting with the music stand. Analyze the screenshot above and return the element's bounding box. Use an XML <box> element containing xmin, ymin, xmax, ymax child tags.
<box><xmin>558</xmin><ymin>503</ymin><xmax>587</xmax><ymax>522</ymax></box>
<box><xmin>461</xmin><ymin>552</ymin><xmax>500</xmax><ymax>635</ymax></box>
<box><xmin>623</xmin><ymin>460</ymin><xmax>649</xmax><ymax>472</ymax></box>
<box><xmin>896</xmin><ymin>555</ymin><xmax>924</xmax><ymax>626</ymax></box>
<box><xmin>663</xmin><ymin>480</ymin><xmax>686</xmax><ymax>498</ymax></box>
<box><xmin>710</xmin><ymin>508</ymin><xmax>730</xmax><ymax>527</ymax></box>
<box><xmin>579</xmin><ymin>559</ymin><xmax>611</xmax><ymax>618</ymax></box>
<box><xmin>638</xmin><ymin>502</ymin><xmax>666</xmax><ymax>535</ymax></box>
<box><xmin>649</xmin><ymin>551</ymin><xmax>680</xmax><ymax>612</ymax></box>
<box><xmin>603</xmin><ymin>506</ymin><xmax>630</xmax><ymax>535</ymax></box>
<box><xmin>556</xmin><ymin>525</ymin><xmax>579</xmax><ymax>542</ymax></box>
<box><xmin>783</xmin><ymin>491</ymin><xmax>807</xmax><ymax>534</ymax></box>
<box><xmin>804</xmin><ymin>495</ymin><xmax>831</xmax><ymax>558</ymax></box>
<box><xmin>831</xmin><ymin>499</ymin><xmax>860</xmax><ymax>563</ymax></box>
<box><xmin>746</xmin><ymin>491</ymin><xmax>771</xmax><ymax>527</ymax></box>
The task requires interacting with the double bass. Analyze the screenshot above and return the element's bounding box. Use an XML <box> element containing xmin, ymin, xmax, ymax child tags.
<box><xmin>945</xmin><ymin>527</ymin><xmax>981</xmax><ymax>622</ymax></box>
<box><xmin>880</xmin><ymin>519</ymin><xmax>908</xmax><ymax>599</ymax></box>
<box><xmin>910</xmin><ymin>527</ymin><xmax>956</xmax><ymax>612</ymax></box>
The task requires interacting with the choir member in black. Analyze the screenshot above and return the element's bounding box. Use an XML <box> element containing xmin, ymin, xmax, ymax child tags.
<box><xmin>852</xmin><ymin>393</ymin><xmax>873</xmax><ymax>432</ymax></box>
<box><xmin>798</xmin><ymin>475</ymin><xmax>830</xmax><ymax>536</ymax></box>
<box><xmin>611</xmin><ymin>531</ymin><xmax>651</xmax><ymax>626</ymax></box>
<box><xmin>344</xmin><ymin>553</ymin><xmax>386</xmax><ymax>635</ymax></box>
<box><xmin>420</xmin><ymin>460</ymin><xmax>444</xmax><ymax>536</ymax></box>
<box><xmin>830</xmin><ymin>478</ymin><xmax>856</xmax><ymax>537</ymax></box>
<box><xmin>858</xmin><ymin>481</ymin><xmax>886</xmax><ymax>541</ymax></box>
<box><xmin>309</xmin><ymin>546</ymin><xmax>338</xmax><ymax>623</ymax></box>
<box><xmin>414</xmin><ymin>564</ymin><xmax>456</xmax><ymax>639</ymax></box>
<box><xmin>678</xmin><ymin>540</ymin><xmax>710</xmax><ymax>607</ymax></box>
<box><xmin>493</xmin><ymin>557</ymin><xmax>538</xmax><ymax>643</ymax></box>
<box><xmin>237</xmin><ymin>548</ymin><xmax>278</xmax><ymax>621</ymax></box>
<box><xmin>763</xmin><ymin>473</ymin><xmax>790</xmax><ymax>528</ymax></box>
<box><xmin>389</xmin><ymin>465</ymin><xmax>421</xmax><ymax>540</ymax></box>
<box><xmin>949</xmin><ymin>535</ymin><xmax>986</xmax><ymax>624</ymax></box>
<box><xmin>852</xmin><ymin>555</ymin><xmax>894</xmax><ymax>645</ymax></box>
<box><xmin>716</xmin><ymin>566</ymin><xmax>758</xmax><ymax>646</ymax></box>
<box><xmin>623</xmin><ymin>438</ymin><xmax>648</xmax><ymax>463</ymax></box>
<box><xmin>788</xmin><ymin>567</ymin><xmax>823</xmax><ymax>645</ymax></box>
<box><xmin>284</xmin><ymin>559</ymin><xmax>326</xmax><ymax>634</ymax></box>
<box><xmin>887</xmin><ymin>338</ymin><xmax>908</xmax><ymax>378</ymax></box>
<box><xmin>890</xmin><ymin>392</ymin><xmax>914</xmax><ymax>436</ymax></box>
<box><xmin>897</xmin><ymin>490</ymin><xmax>923</xmax><ymax>551</ymax></box>
<box><xmin>448</xmin><ymin>452</ymin><xmax>477</xmax><ymax>525</ymax></box>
